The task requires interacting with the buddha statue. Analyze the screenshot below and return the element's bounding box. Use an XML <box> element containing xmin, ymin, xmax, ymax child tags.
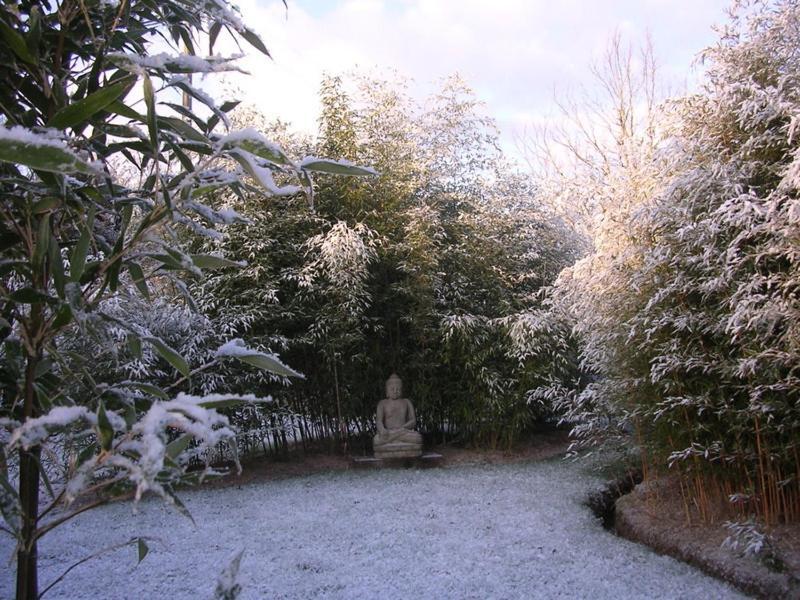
<box><xmin>373</xmin><ymin>373</ymin><xmax>423</xmax><ymax>459</ymax></box>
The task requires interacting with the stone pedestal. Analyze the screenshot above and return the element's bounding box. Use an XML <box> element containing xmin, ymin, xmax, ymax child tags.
<box><xmin>352</xmin><ymin>453</ymin><xmax>443</xmax><ymax>470</ymax></box>
<box><xmin>374</xmin><ymin>442</ymin><xmax>423</xmax><ymax>459</ymax></box>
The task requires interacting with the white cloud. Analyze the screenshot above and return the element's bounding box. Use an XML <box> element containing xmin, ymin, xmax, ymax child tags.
<box><xmin>215</xmin><ymin>0</ymin><xmax>731</xmax><ymax>158</ymax></box>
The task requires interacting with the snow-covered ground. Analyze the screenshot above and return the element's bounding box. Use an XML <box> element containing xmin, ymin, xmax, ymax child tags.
<box><xmin>1</xmin><ymin>458</ymin><xmax>747</xmax><ymax>599</ymax></box>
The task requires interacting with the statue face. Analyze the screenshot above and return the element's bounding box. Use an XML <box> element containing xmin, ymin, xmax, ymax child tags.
<box><xmin>386</xmin><ymin>376</ymin><xmax>402</xmax><ymax>399</ymax></box>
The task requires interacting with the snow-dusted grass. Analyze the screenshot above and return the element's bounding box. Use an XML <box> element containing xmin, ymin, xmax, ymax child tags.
<box><xmin>0</xmin><ymin>459</ymin><xmax>746</xmax><ymax>599</ymax></box>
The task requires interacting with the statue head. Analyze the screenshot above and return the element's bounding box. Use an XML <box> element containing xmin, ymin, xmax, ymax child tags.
<box><xmin>385</xmin><ymin>373</ymin><xmax>402</xmax><ymax>399</ymax></box>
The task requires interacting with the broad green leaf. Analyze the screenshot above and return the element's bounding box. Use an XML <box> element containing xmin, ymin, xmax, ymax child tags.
<box><xmin>166</xmin><ymin>434</ymin><xmax>192</xmax><ymax>459</ymax></box>
<box><xmin>121</xmin><ymin>381</ymin><xmax>168</xmax><ymax>400</ymax></box>
<box><xmin>220</xmin><ymin>100</ymin><xmax>240</xmax><ymax>113</ymax></box>
<box><xmin>32</xmin><ymin>216</ymin><xmax>50</xmax><ymax>272</ymax></box>
<box><xmin>145</xmin><ymin>336</ymin><xmax>189</xmax><ymax>377</ymax></box>
<box><xmin>25</xmin><ymin>7</ymin><xmax>41</xmax><ymax>56</ymax></box>
<box><xmin>48</xmin><ymin>236</ymin><xmax>65</xmax><ymax>297</ymax></box>
<box><xmin>159</xmin><ymin>116</ymin><xmax>208</xmax><ymax>144</ymax></box>
<box><xmin>70</xmin><ymin>209</ymin><xmax>93</xmax><ymax>282</ymax></box>
<box><xmin>300</xmin><ymin>159</ymin><xmax>378</xmax><ymax>177</ymax></box>
<box><xmin>51</xmin><ymin>304</ymin><xmax>72</xmax><ymax>329</ymax></box>
<box><xmin>143</xmin><ymin>75</ymin><xmax>158</xmax><ymax>152</ymax></box>
<box><xmin>195</xmin><ymin>397</ymin><xmax>250</xmax><ymax>409</ymax></box>
<box><xmin>126</xmin><ymin>333</ymin><xmax>142</xmax><ymax>359</ymax></box>
<box><xmin>126</xmin><ymin>261</ymin><xmax>149</xmax><ymax>299</ymax></box>
<box><xmin>9</xmin><ymin>288</ymin><xmax>51</xmax><ymax>304</ymax></box>
<box><xmin>32</xmin><ymin>197</ymin><xmax>61</xmax><ymax>213</ymax></box>
<box><xmin>164</xmin><ymin>488</ymin><xmax>195</xmax><ymax>524</ymax></box>
<box><xmin>49</xmin><ymin>77</ymin><xmax>136</xmax><ymax>130</ymax></box>
<box><xmin>190</xmin><ymin>254</ymin><xmax>244</xmax><ymax>270</ymax></box>
<box><xmin>137</xmin><ymin>538</ymin><xmax>149</xmax><ymax>564</ymax></box>
<box><xmin>219</xmin><ymin>131</ymin><xmax>293</xmax><ymax>167</ymax></box>
<box><xmin>241</xmin><ymin>26</ymin><xmax>271</xmax><ymax>57</ymax></box>
<box><xmin>208</xmin><ymin>22</ymin><xmax>223</xmax><ymax>55</ymax></box>
<box><xmin>106</xmin><ymin>100</ymin><xmax>141</xmax><ymax>121</ymax></box>
<box><xmin>234</xmin><ymin>353</ymin><xmax>302</xmax><ymax>378</ymax></box>
<box><xmin>0</xmin><ymin>19</ymin><xmax>37</xmax><ymax>64</ymax></box>
<box><xmin>97</xmin><ymin>401</ymin><xmax>114</xmax><ymax>451</ymax></box>
<box><xmin>0</xmin><ymin>130</ymin><xmax>98</xmax><ymax>175</ymax></box>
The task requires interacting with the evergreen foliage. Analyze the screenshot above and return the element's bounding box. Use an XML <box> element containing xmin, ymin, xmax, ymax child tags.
<box><xmin>193</xmin><ymin>73</ymin><xmax>580</xmax><ymax>450</ymax></box>
<box><xmin>548</xmin><ymin>0</ymin><xmax>800</xmax><ymax>524</ymax></box>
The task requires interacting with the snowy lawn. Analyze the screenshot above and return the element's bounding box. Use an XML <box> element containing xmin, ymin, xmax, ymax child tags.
<box><xmin>1</xmin><ymin>458</ymin><xmax>747</xmax><ymax>599</ymax></box>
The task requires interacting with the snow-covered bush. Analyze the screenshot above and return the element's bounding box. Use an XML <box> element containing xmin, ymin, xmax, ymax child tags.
<box><xmin>190</xmin><ymin>74</ymin><xmax>581</xmax><ymax>449</ymax></box>
<box><xmin>549</xmin><ymin>0</ymin><xmax>800</xmax><ymax>523</ymax></box>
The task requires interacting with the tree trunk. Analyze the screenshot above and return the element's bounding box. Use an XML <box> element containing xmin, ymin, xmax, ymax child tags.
<box><xmin>16</xmin><ymin>355</ymin><xmax>41</xmax><ymax>599</ymax></box>
<box><xmin>16</xmin><ymin>446</ymin><xmax>41</xmax><ymax>600</ymax></box>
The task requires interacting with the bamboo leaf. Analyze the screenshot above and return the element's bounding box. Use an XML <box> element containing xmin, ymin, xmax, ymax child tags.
<box><xmin>240</xmin><ymin>26</ymin><xmax>271</xmax><ymax>57</ymax></box>
<box><xmin>0</xmin><ymin>19</ymin><xmax>37</xmax><ymax>64</ymax></box>
<box><xmin>125</xmin><ymin>262</ymin><xmax>150</xmax><ymax>299</ymax></box>
<box><xmin>0</xmin><ymin>129</ymin><xmax>98</xmax><ymax>175</ymax></box>
<box><xmin>299</xmin><ymin>158</ymin><xmax>378</xmax><ymax>177</ymax></box>
<box><xmin>190</xmin><ymin>254</ymin><xmax>244</xmax><ymax>270</ymax></box>
<box><xmin>144</xmin><ymin>336</ymin><xmax>189</xmax><ymax>377</ymax></box>
<box><xmin>49</xmin><ymin>77</ymin><xmax>136</xmax><ymax>130</ymax></box>
<box><xmin>97</xmin><ymin>401</ymin><xmax>114</xmax><ymax>451</ymax></box>
<box><xmin>136</xmin><ymin>538</ymin><xmax>149</xmax><ymax>564</ymax></box>
<box><xmin>143</xmin><ymin>75</ymin><xmax>158</xmax><ymax>152</ymax></box>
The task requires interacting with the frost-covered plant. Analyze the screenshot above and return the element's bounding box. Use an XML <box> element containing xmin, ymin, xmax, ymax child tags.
<box><xmin>723</xmin><ymin>518</ymin><xmax>784</xmax><ymax>571</ymax></box>
<box><xmin>548</xmin><ymin>0</ymin><xmax>800</xmax><ymax>523</ymax></box>
<box><xmin>722</xmin><ymin>518</ymin><xmax>768</xmax><ymax>557</ymax></box>
<box><xmin>189</xmin><ymin>73</ymin><xmax>580</xmax><ymax>448</ymax></box>
<box><xmin>0</xmin><ymin>0</ymin><xmax>375</xmax><ymax>596</ymax></box>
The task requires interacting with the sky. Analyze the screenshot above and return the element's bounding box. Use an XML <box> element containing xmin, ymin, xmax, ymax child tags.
<box><xmin>218</xmin><ymin>0</ymin><xmax>733</xmax><ymax>161</ymax></box>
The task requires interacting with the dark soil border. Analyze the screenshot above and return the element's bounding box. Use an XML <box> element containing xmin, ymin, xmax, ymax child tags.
<box><xmin>589</xmin><ymin>476</ymin><xmax>800</xmax><ymax>599</ymax></box>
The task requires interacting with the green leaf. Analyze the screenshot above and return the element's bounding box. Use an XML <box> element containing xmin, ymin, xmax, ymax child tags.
<box><xmin>0</xmin><ymin>130</ymin><xmax>98</xmax><ymax>175</ymax></box>
<box><xmin>300</xmin><ymin>159</ymin><xmax>378</xmax><ymax>177</ymax></box>
<box><xmin>166</xmin><ymin>434</ymin><xmax>192</xmax><ymax>459</ymax></box>
<box><xmin>241</xmin><ymin>26</ymin><xmax>271</xmax><ymax>57</ymax></box>
<box><xmin>0</xmin><ymin>19</ymin><xmax>37</xmax><ymax>65</ymax></box>
<box><xmin>48</xmin><ymin>236</ymin><xmax>65</xmax><ymax>297</ymax></box>
<box><xmin>126</xmin><ymin>262</ymin><xmax>150</xmax><ymax>300</ymax></box>
<box><xmin>137</xmin><ymin>538</ymin><xmax>149</xmax><ymax>564</ymax></box>
<box><xmin>26</xmin><ymin>7</ymin><xmax>41</xmax><ymax>57</ymax></box>
<box><xmin>120</xmin><ymin>381</ymin><xmax>168</xmax><ymax>400</ymax></box>
<box><xmin>51</xmin><ymin>304</ymin><xmax>72</xmax><ymax>329</ymax></box>
<box><xmin>164</xmin><ymin>487</ymin><xmax>195</xmax><ymax>525</ymax></box>
<box><xmin>49</xmin><ymin>77</ymin><xmax>136</xmax><ymax>130</ymax></box>
<box><xmin>209</xmin><ymin>22</ymin><xmax>223</xmax><ymax>54</ymax></box>
<box><xmin>106</xmin><ymin>100</ymin><xmax>141</xmax><ymax>121</ymax></box>
<box><xmin>144</xmin><ymin>336</ymin><xmax>189</xmax><ymax>377</ymax></box>
<box><xmin>126</xmin><ymin>334</ymin><xmax>142</xmax><ymax>359</ymax></box>
<box><xmin>32</xmin><ymin>197</ymin><xmax>61</xmax><ymax>213</ymax></box>
<box><xmin>143</xmin><ymin>75</ymin><xmax>158</xmax><ymax>152</ymax></box>
<box><xmin>159</xmin><ymin>116</ymin><xmax>208</xmax><ymax>144</ymax></box>
<box><xmin>190</xmin><ymin>254</ymin><xmax>244</xmax><ymax>270</ymax></box>
<box><xmin>220</xmin><ymin>100</ymin><xmax>240</xmax><ymax>113</ymax></box>
<box><xmin>219</xmin><ymin>132</ymin><xmax>293</xmax><ymax>167</ymax></box>
<box><xmin>70</xmin><ymin>211</ymin><xmax>93</xmax><ymax>282</ymax></box>
<box><xmin>234</xmin><ymin>353</ymin><xmax>302</xmax><ymax>378</ymax></box>
<box><xmin>97</xmin><ymin>401</ymin><xmax>114</xmax><ymax>451</ymax></box>
<box><xmin>195</xmin><ymin>397</ymin><xmax>251</xmax><ymax>410</ymax></box>
<box><xmin>32</xmin><ymin>216</ymin><xmax>50</xmax><ymax>272</ymax></box>
<box><xmin>9</xmin><ymin>288</ymin><xmax>52</xmax><ymax>304</ymax></box>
